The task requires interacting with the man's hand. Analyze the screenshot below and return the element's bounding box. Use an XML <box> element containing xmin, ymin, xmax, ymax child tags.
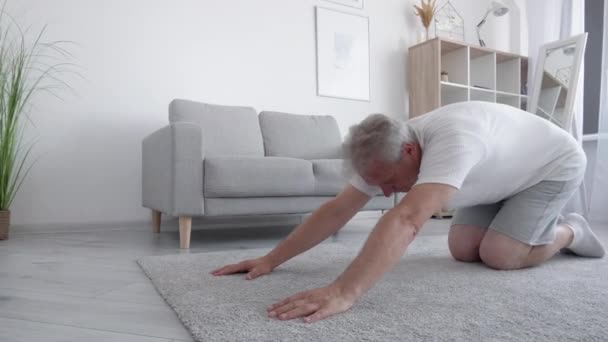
<box><xmin>210</xmin><ymin>256</ymin><xmax>275</xmax><ymax>280</ymax></box>
<box><xmin>267</xmin><ymin>283</ymin><xmax>358</xmax><ymax>323</ymax></box>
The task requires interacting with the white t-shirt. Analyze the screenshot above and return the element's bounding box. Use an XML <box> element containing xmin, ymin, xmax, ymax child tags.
<box><xmin>350</xmin><ymin>101</ymin><xmax>586</xmax><ymax>209</ymax></box>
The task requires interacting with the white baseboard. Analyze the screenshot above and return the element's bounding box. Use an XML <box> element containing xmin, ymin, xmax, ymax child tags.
<box><xmin>11</xmin><ymin>215</ymin><xmax>301</xmax><ymax>234</ymax></box>
<box><xmin>11</xmin><ymin>211</ymin><xmax>384</xmax><ymax>235</ymax></box>
<box><xmin>11</xmin><ymin>220</ymin><xmax>152</xmax><ymax>234</ymax></box>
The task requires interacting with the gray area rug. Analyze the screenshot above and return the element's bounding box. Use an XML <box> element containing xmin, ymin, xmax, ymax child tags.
<box><xmin>137</xmin><ymin>236</ymin><xmax>608</xmax><ymax>341</ymax></box>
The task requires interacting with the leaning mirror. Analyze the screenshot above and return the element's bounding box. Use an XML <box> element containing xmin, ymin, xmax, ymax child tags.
<box><xmin>528</xmin><ymin>33</ymin><xmax>587</xmax><ymax>131</ymax></box>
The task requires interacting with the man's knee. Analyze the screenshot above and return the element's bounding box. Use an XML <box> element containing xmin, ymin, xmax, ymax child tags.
<box><xmin>448</xmin><ymin>225</ymin><xmax>485</xmax><ymax>263</ymax></box>
<box><xmin>479</xmin><ymin>231</ymin><xmax>530</xmax><ymax>270</ymax></box>
<box><xmin>479</xmin><ymin>250</ymin><xmax>523</xmax><ymax>270</ymax></box>
<box><xmin>450</xmin><ymin>248</ymin><xmax>480</xmax><ymax>263</ymax></box>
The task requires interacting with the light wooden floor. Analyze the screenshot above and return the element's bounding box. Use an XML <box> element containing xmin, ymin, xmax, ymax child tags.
<box><xmin>0</xmin><ymin>213</ymin><xmax>443</xmax><ymax>341</ymax></box>
<box><xmin>0</xmin><ymin>214</ymin><xmax>604</xmax><ymax>342</ymax></box>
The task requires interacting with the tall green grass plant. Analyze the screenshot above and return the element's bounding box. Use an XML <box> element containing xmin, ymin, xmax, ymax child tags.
<box><xmin>0</xmin><ymin>3</ymin><xmax>74</xmax><ymax>210</ymax></box>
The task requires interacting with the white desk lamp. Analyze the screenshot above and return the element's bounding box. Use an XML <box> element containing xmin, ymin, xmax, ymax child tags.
<box><xmin>477</xmin><ymin>1</ymin><xmax>509</xmax><ymax>47</ymax></box>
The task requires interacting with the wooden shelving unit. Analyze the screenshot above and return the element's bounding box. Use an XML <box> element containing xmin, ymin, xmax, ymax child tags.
<box><xmin>408</xmin><ymin>38</ymin><xmax>529</xmax><ymax>117</ymax></box>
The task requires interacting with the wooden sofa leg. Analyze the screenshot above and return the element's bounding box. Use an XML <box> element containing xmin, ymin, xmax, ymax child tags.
<box><xmin>152</xmin><ymin>210</ymin><xmax>161</xmax><ymax>233</ymax></box>
<box><xmin>179</xmin><ymin>216</ymin><xmax>192</xmax><ymax>249</ymax></box>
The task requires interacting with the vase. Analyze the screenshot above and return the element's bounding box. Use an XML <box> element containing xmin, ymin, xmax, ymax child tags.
<box><xmin>0</xmin><ymin>210</ymin><xmax>9</xmax><ymax>240</ymax></box>
<box><xmin>417</xmin><ymin>30</ymin><xmax>426</xmax><ymax>43</ymax></box>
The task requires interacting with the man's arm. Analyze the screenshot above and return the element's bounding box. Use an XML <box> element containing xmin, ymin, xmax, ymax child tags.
<box><xmin>265</xmin><ymin>184</ymin><xmax>371</xmax><ymax>268</ymax></box>
<box><xmin>334</xmin><ymin>183</ymin><xmax>456</xmax><ymax>299</ymax></box>
<box><xmin>266</xmin><ymin>183</ymin><xmax>456</xmax><ymax>323</ymax></box>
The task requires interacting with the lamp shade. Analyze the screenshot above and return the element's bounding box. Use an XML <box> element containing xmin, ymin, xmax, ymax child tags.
<box><xmin>491</xmin><ymin>1</ymin><xmax>509</xmax><ymax>16</ymax></box>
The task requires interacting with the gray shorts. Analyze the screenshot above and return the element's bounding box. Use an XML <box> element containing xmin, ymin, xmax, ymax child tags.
<box><xmin>451</xmin><ymin>177</ymin><xmax>583</xmax><ymax>246</ymax></box>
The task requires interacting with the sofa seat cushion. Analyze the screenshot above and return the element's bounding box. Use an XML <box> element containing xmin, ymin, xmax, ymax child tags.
<box><xmin>204</xmin><ymin>157</ymin><xmax>315</xmax><ymax>197</ymax></box>
<box><xmin>312</xmin><ymin>159</ymin><xmax>348</xmax><ymax>195</ymax></box>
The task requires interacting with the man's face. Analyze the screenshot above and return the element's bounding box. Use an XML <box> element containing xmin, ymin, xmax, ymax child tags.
<box><xmin>362</xmin><ymin>143</ymin><xmax>421</xmax><ymax>197</ymax></box>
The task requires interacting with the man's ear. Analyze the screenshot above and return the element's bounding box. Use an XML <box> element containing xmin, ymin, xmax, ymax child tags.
<box><xmin>401</xmin><ymin>142</ymin><xmax>415</xmax><ymax>157</ymax></box>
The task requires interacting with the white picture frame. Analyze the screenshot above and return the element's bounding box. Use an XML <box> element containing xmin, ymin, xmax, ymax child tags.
<box><xmin>528</xmin><ymin>33</ymin><xmax>587</xmax><ymax>131</ymax></box>
<box><xmin>322</xmin><ymin>0</ymin><xmax>364</xmax><ymax>9</ymax></box>
<box><xmin>315</xmin><ymin>7</ymin><xmax>370</xmax><ymax>102</ymax></box>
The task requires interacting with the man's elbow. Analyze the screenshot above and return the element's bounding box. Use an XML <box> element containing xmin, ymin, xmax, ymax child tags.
<box><xmin>390</xmin><ymin>210</ymin><xmax>423</xmax><ymax>239</ymax></box>
<box><xmin>400</xmin><ymin>215</ymin><xmax>422</xmax><ymax>237</ymax></box>
<box><xmin>397</xmin><ymin>210</ymin><xmax>425</xmax><ymax>234</ymax></box>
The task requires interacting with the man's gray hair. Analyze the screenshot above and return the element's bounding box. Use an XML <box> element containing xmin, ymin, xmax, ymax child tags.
<box><xmin>343</xmin><ymin>113</ymin><xmax>415</xmax><ymax>174</ymax></box>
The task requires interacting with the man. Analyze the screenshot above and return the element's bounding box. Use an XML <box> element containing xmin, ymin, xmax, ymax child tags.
<box><xmin>211</xmin><ymin>101</ymin><xmax>605</xmax><ymax>323</ymax></box>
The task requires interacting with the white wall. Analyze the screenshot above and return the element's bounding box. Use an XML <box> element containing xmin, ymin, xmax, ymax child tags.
<box><xmin>10</xmin><ymin>0</ymin><xmax>514</xmax><ymax>226</ymax></box>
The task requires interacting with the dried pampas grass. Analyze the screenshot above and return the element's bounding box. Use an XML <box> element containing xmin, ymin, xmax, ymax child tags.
<box><xmin>413</xmin><ymin>0</ymin><xmax>437</xmax><ymax>39</ymax></box>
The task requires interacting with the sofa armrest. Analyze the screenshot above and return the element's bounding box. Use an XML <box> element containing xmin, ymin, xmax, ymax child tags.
<box><xmin>142</xmin><ymin>122</ymin><xmax>204</xmax><ymax>216</ymax></box>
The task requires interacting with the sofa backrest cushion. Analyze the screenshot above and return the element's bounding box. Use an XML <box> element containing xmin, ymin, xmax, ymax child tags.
<box><xmin>259</xmin><ymin>111</ymin><xmax>343</xmax><ymax>159</ymax></box>
<box><xmin>169</xmin><ymin>99</ymin><xmax>264</xmax><ymax>157</ymax></box>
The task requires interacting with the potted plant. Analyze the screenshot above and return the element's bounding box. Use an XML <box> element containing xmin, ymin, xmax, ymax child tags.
<box><xmin>0</xmin><ymin>4</ymin><xmax>74</xmax><ymax>239</ymax></box>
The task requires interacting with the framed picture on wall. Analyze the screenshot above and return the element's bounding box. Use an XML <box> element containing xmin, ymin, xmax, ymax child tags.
<box><xmin>315</xmin><ymin>7</ymin><xmax>370</xmax><ymax>101</ymax></box>
<box><xmin>322</xmin><ymin>0</ymin><xmax>364</xmax><ymax>9</ymax></box>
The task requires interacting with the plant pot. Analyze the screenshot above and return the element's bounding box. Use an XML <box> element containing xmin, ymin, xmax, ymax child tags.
<box><xmin>0</xmin><ymin>210</ymin><xmax>9</xmax><ymax>240</ymax></box>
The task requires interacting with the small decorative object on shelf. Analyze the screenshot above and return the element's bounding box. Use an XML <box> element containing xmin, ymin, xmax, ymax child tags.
<box><xmin>441</xmin><ymin>71</ymin><xmax>449</xmax><ymax>82</ymax></box>
<box><xmin>413</xmin><ymin>0</ymin><xmax>437</xmax><ymax>41</ymax></box>
<box><xmin>434</xmin><ymin>1</ymin><xmax>464</xmax><ymax>42</ymax></box>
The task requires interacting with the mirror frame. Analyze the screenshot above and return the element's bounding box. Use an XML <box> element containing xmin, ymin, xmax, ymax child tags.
<box><xmin>528</xmin><ymin>33</ymin><xmax>587</xmax><ymax>131</ymax></box>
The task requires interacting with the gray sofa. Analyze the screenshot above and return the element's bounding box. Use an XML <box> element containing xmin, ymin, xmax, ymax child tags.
<box><xmin>142</xmin><ymin>99</ymin><xmax>394</xmax><ymax>248</ymax></box>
